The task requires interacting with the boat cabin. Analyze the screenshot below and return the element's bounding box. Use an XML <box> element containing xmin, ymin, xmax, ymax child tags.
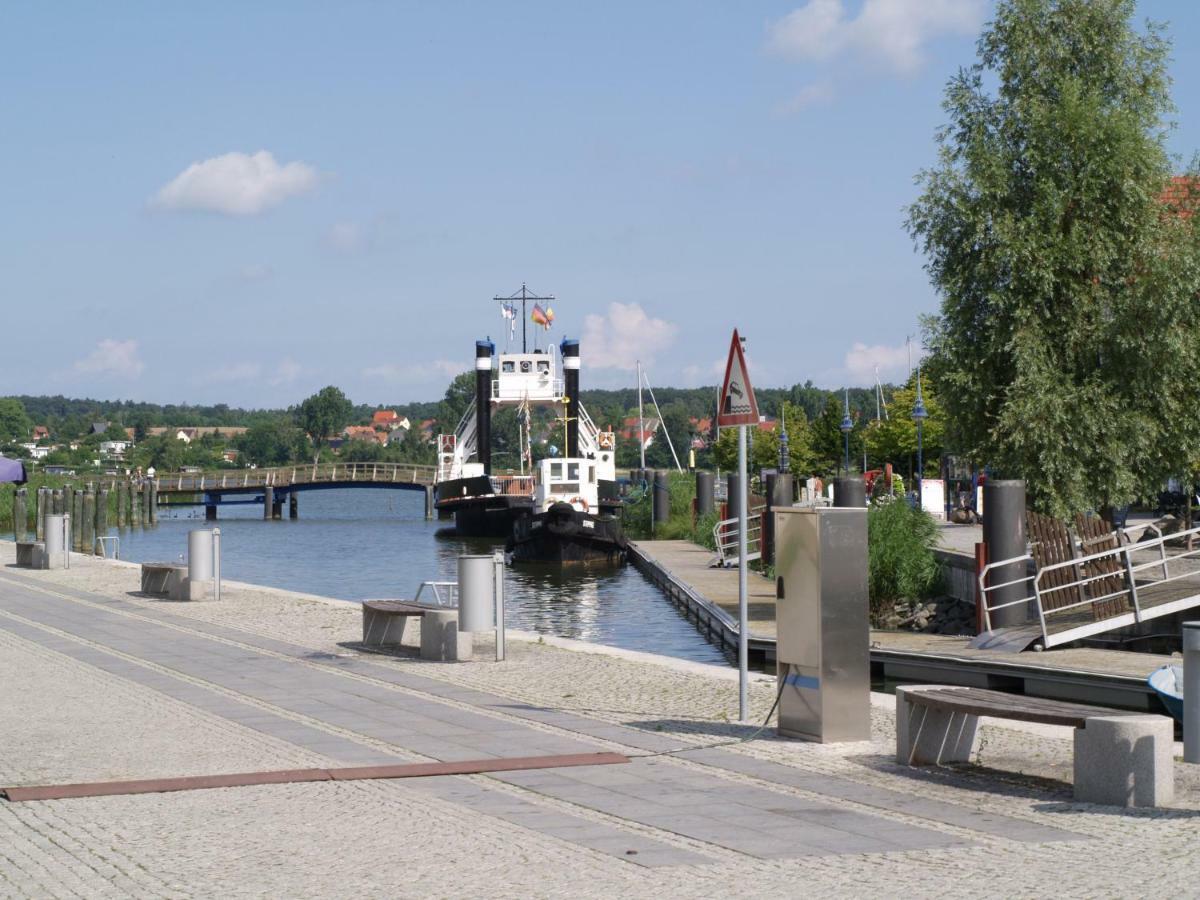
<box><xmin>535</xmin><ymin>457</ymin><xmax>599</xmax><ymax>513</ymax></box>
<box><xmin>494</xmin><ymin>351</ymin><xmax>563</xmax><ymax>403</ymax></box>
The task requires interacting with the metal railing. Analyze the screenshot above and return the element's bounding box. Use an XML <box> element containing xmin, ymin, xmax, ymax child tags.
<box><xmin>711</xmin><ymin>505</ymin><xmax>765</xmax><ymax>567</ymax></box>
<box><xmin>94</xmin><ymin>535</ymin><xmax>120</xmax><ymax>560</ymax></box>
<box><xmin>978</xmin><ymin>523</ymin><xmax>1200</xmax><ymax>648</ymax></box>
<box><xmin>489</xmin><ymin>475</ymin><xmax>535</xmax><ymax>497</ymax></box>
<box><xmin>140</xmin><ymin>462</ymin><xmax>438</xmax><ymax>493</ymax></box>
<box><xmin>414</xmin><ymin>580</ymin><xmax>459</xmax><ymax>608</ymax></box>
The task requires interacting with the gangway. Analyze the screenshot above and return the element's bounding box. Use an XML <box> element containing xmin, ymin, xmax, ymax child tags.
<box><xmin>978</xmin><ymin>522</ymin><xmax>1200</xmax><ymax>650</ymax></box>
<box><xmin>710</xmin><ymin>505</ymin><xmax>765</xmax><ymax>568</ymax></box>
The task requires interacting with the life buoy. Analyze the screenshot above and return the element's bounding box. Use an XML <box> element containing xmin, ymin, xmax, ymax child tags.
<box><xmin>570</xmin><ymin>496</ymin><xmax>590</xmax><ymax>512</ymax></box>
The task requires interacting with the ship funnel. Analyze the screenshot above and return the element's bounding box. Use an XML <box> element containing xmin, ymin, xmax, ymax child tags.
<box><xmin>561</xmin><ymin>338</ymin><xmax>580</xmax><ymax>458</ymax></box>
<box><xmin>475</xmin><ymin>340</ymin><xmax>494</xmax><ymax>473</ymax></box>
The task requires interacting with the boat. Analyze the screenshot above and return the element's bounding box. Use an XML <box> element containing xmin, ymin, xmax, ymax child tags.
<box><xmin>433</xmin><ymin>286</ymin><xmax>623</xmax><ymax>539</ymax></box>
<box><xmin>1148</xmin><ymin>664</ymin><xmax>1184</xmax><ymax>723</ymax></box>
<box><xmin>507</xmin><ymin>453</ymin><xmax>628</xmax><ymax>567</ymax></box>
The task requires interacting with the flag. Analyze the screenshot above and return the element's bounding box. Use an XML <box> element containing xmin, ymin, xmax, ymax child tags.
<box><xmin>501</xmin><ymin>301</ymin><xmax>517</xmax><ymax>339</ymax></box>
<box><xmin>531</xmin><ymin>303</ymin><xmax>553</xmax><ymax>329</ymax></box>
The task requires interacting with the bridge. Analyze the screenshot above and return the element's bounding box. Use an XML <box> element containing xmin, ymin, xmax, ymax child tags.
<box><xmin>147</xmin><ymin>462</ymin><xmax>439</xmax><ymax>520</ymax></box>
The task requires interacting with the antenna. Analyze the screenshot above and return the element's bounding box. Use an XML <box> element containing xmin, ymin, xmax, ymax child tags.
<box><xmin>493</xmin><ymin>283</ymin><xmax>555</xmax><ymax>354</ymax></box>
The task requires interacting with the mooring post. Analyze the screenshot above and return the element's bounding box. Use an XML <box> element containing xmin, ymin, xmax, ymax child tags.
<box><xmin>696</xmin><ymin>471</ymin><xmax>714</xmax><ymax>518</ymax></box>
<box><xmin>62</xmin><ymin>485</ymin><xmax>74</xmax><ymax>533</ymax></box>
<box><xmin>36</xmin><ymin>488</ymin><xmax>46</xmax><ymax>541</ymax></box>
<box><xmin>116</xmin><ymin>480</ymin><xmax>127</xmax><ymax>527</ymax></box>
<box><xmin>81</xmin><ymin>489</ymin><xmax>96</xmax><ymax>554</ymax></box>
<box><xmin>653</xmin><ymin>471</ymin><xmax>670</xmax><ymax>524</ymax></box>
<box><xmin>289</xmin><ymin>491</ymin><xmax>298</xmax><ymax>519</ymax></box>
<box><xmin>131</xmin><ymin>484</ymin><xmax>142</xmax><ymax>527</ymax></box>
<box><xmin>833</xmin><ymin>476</ymin><xmax>865</xmax><ymax>508</ymax></box>
<box><xmin>424</xmin><ymin>485</ymin><xmax>434</xmax><ymax>520</ymax></box>
<box><xmin>263</xmin><ymin>486</ymin><xmax>274</xmax><ymax>520</ymax></box>
<box><xmin>13</xmin><ymin>488</ymin><xmax>27</xmax><ymax>542</ymax></box>
<box><xmin>982</xmin><ymin>480</ymin><xmax>1028</xmax><ymax>629</ymax></box>
<box><xmin>96</xmin><ymin>488</ymin><xmax>109</xmax><ymax>546</ymax></box>
<box><xmin>148</xmin><ymin>482</ymin><xmax>158</xmax><ymax>524</ymax></box>
<box><xmin>140</xmin><ymin>482</ymin><xmax>151</xmax><ymax>526</ymax></box>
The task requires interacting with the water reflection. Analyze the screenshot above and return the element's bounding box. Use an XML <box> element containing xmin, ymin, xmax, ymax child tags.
<box><xmin>109</xmin><ymin>487</ymin><xmax>727</xmax><ymax>665</ymax></box>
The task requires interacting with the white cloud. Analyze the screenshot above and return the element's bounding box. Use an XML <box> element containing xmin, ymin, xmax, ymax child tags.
<box><xmin>775</xmin><ymin>81</ymin><xmax>835</xmax><ymax>116</ymax></box>
<box><xmin>767</xmin><ymin>0</ymin><xmax>985</xmax><ymax>75</ymax></box>
<box><xmin>581</xmin><ymin>302</ymin><xmax>677</xmax><ymax>371</ymax></box>
<box><xmin>362</xmin><ymin>359</ymin><xmax>463</xmax><ymax>382</ymax></box>
<box><xmin>73</xmin><ymin>339</ymin><xmax>144</xmax><ymax>378</ymax></box>
<box><xmin>270</xmin><ymin>359</ymin><xmax>302</xmax><ymax>386</ymax></box>
<box><xmin>151</xmin><ymin>151</ymin><xmax>317</xmax><ymax>216</ymax></box>
<box><xmin>842</xmin><ymin>341</ymin><xmax>914</xmax><ymax>386</ymax></box>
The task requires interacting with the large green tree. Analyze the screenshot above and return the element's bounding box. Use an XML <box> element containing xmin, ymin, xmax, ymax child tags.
<box><xmin>0</xmin><ymin>398</ymin><xmax>32</xmax><ymax>443</ymax></box>
<box><xmin>908</xmin><ymin>0</ymin><xmax>1200</xmax><ymax>516</ymax></box>
<box><xmin>863</xmin><ymin>374</ymin><xmax>945</xmax><ymax>477</ymax></box>
<box><xmin>296</xmin><ymin>386</ymin><xmax>353</xmax><ymax>459</ymax></box>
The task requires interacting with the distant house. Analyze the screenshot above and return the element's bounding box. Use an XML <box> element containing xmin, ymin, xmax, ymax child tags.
<box><xmin>100</xmin><ymin>439</ymin><xmax>132</xmax><ymax>458</ymax></box>
<box><xmin>44</xmin><ymin>464</ymin><xmax>75</xmax><ymax>475</ymax></box>
<box><xmin>343</xmin><ymin>425</ymin><xmax>387</xmax><ymax>445</ymax></box>
<box><xmin>222</xmin><ymin>448</ymin><xmax>239</xmax><ymax>463</ymax></box>
<box><xmin>688</xmin><ymin>416</ymin><xmax>713</xmax><ymax>450</ymax></box>
<box><xmin>147</xmin><ymin>426</ymin><xmax>248</xmax><ymax>443</ymax></box>
<box><xmin>619</xmin><ymin>416</ymin><xmax>660</xmax><ymax>450</ymax></box>
<box><xmin>124</xmin><ymin>427</ymin><xmax>136</xmax><ymax>441</ymax></box>
<box><xmin>20</xmin><ymin>442</ymin><xmax>50</xmax><ymax>460</ymax></box>
<box><xmin>32</xmin><ymin>425</ymin><xmax>49</xmax><ymax>441</ymax></box>
<box><xmin>372</xmin><ymin>410</ymin><xmax>410</xmax><ymax>431</ymax></box>
<box><xmin>418</xmin><ymin>419</ymin><xmax>438</xmax><ymax>442</ymax></box>
<box><xmin>1161</xmin><ymin>175</ymin><xmax>1199</xmax><ymax>219</ymax></box>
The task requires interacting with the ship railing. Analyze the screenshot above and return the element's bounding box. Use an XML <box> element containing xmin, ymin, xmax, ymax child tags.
<box><xmin>414</xmin><ymin>581</ymin><xmax>459</xmax><ymax>609</ymax></box>
<box><xmin>490</xmin><ymin>475</ymin><xmax>535</xmax><ymax>497</ymax></box>
<box><xmin>492</xmin><ymin>379</ymin><xmax>564</xmax><ymax>401</ymax></box>
<box><xmin>711</xmin><ymin>504</ymin><xmax>765</xmax><ymax>567</ymax></box>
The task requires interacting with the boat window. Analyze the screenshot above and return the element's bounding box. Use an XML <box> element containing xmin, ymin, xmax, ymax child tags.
<box><xmin>520</xmin><ymin>360</ymin><xmax>532</xmax><ymax>373</ymax></box>
<box><xmin>558</xmin><ymin>483</ymin><xmax>579</xmax><ymax>493</ymax></box>
<box><xmin>567</xmin><ymin>463</ymin><xmax>579</xmax><ymax>480</ymax></box>
<box><xmin>501</xmin><ymin>361</ymin><xmax>515</xmax><ymax>373</ymax></box>
<box><xmin>536</xmin><ymin>360</ymin><xmax>550</xmax><ymax>374</ymax></box>
<box><xmin>550</xmin><ymin>462</ymin><xmax>562</xmax><ymax>478</ymax></box>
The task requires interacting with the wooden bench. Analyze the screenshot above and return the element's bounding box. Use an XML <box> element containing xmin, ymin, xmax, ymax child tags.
<box><xmin>897</xmin><ymin>685</ymin><xmax>1174</xmax><ymax>808</ymax></box>
<box><xmin>15</xmin><ymin>541</ymin><xmax>45</xmax><ymax>569</ymax></box>
<box><xmin>362</xmin><ymin>601</ymin><xmax>428</xmax><ymax>648</ymax></box>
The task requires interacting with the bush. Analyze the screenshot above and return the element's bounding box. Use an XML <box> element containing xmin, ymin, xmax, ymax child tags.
<box><xmin>868</xmin><ymin>497</ymin><xmax>943</xmax><ymax>623</ymax></box>
<box><xmin>623</xmin><ymin>471</ymin><xmax>696</xmax><ymax>540</ymax></box>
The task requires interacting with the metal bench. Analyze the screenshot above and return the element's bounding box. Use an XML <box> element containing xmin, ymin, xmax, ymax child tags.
<box><xmin>896</xmin><ymin>685</ymin><xmax>1174</xmax><ymax>808</ymax></box>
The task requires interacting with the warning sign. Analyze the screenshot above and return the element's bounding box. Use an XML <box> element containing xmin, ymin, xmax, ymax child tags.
<box><xmin>717</xmin><ymin>329</ymin><xmax>759</xmax><ymax>428</ymax></box>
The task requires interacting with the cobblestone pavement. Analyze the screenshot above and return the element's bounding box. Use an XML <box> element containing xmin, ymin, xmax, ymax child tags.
<box><xmin>2</xmin><ymin>545</ymin><xmax>1200</xmax><ymax>897</ymax></box>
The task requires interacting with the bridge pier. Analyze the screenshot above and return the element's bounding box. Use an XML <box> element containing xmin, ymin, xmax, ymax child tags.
<box><xmin>263</xmin><ymin>486</ymin><xmax>274</xmax><ymax>520</ymax></box>
<box><xmin>206</xmin><ymin>504</ymin><xmax>217</xmax><ymax>521</ymax></box>
<box><xmin>289</xmin><ymin>492</ymin><xmax>298</xmax><ymax>519</ymax></box>
<box><xmin>425</xmin><ymin>485</ymin><xmax>434</xmax><ymax>520</ymax></box>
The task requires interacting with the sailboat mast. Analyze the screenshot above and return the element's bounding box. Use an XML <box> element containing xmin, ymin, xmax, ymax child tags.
<box><xmin>637</xmin><ymin>360</ymin><xmax>646</xmax><ymax>470</ymax></box>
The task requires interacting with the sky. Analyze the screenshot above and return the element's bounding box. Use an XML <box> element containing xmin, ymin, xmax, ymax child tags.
<box><xmin>3</xmin><ymin>1</ymin><xmax>1199</xmax><ymax>408</ymax></box>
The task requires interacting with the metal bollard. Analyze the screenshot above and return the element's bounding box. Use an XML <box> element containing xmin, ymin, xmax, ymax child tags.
<box><xmin>493</xmin><ymin>551</ymin><xmax>506</xmax><ymax>662</ymax></box>
<box><xmin>213</xmin><ymin>528</ymin><xmax>221</xmax><ymax>602</ymax></box>
<box><xmin>1185</xmin><ymin>622</ymin><xmax>1200</xmax><ymax>764</ymax></box>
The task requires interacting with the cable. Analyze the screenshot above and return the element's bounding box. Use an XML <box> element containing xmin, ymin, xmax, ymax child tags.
<box><xmin>627</xmin><ymin>665</ymin><xmax>788</xmax><ymax>759</ymax></box>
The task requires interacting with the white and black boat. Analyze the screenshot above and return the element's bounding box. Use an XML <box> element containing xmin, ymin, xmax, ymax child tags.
<box><xmin>434</xmin><ymin>288</ymin><xmax>622</xmax><ymax>539</ymax></box>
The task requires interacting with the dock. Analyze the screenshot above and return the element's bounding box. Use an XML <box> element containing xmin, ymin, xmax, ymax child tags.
<box><xmin>629</xmin><ymin>539</ymin><xmax>1177</xmax><ymax>712</ymax></box>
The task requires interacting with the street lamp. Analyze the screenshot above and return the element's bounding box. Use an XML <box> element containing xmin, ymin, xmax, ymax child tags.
<box><xmin>779</xmin><ymin>407</ymin><xmax>790</xmax><ymax>474</ymax></box>
<box><xmin>839</xmin><ymin>389</ymin><xmax>853</xmax><ymax>476</ymax></box>
<box><xmin>912</xmin><ymin>363</ymin><xmax>928</xmax><ymax>508</ymax></box>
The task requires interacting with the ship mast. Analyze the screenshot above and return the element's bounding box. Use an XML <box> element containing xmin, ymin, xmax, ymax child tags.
<box><xmin>494</xmin><ymin>283</ymin><xmax>555</xmax><ymax>353</ymax></box>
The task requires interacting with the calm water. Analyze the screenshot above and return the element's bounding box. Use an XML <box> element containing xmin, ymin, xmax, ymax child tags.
<box><xmin>103</xmin><ymin>488</ymin><xmax>728</xmax><ymax>666</ymax></box>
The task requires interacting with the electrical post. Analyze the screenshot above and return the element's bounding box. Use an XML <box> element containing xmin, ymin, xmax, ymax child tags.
<box><xmin>717</xmin><ymin>329</ymin><xmax>759</xmax><ymax>725</ymax></box>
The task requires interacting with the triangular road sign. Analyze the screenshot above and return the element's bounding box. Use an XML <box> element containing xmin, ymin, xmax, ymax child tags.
<box><xmin>717</xmin><ymin>329</ymin><xmax>759</xmax><ymax>428</ymax></box>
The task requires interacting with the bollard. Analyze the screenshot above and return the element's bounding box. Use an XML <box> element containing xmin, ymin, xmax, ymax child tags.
<box><xmin>71</xmin><ymin>490</ymin><xmax>84</xmax><ymax>551</ymax></box>
<box><xmin>141</xmin><ymin>482</ymin><xmax>151</xmax><ymax>525</ymax></box>
<box><xmin>212</xmin><ymin>528</ymin><xmax>221</xmax><ymax>602</ymax></box>
<box><xmin>263</xmin><ymin>486</ymin><xmax>274</xmax><ymax>520</ymax></box>
<box><xmin>696</xmin><ymin>471</ymin><xmax>715</xmax><ymax>517</ymax></box>
<box><xmin>982</xmin><ymin>480</ymin><xmax>1028</xmax><ymax>628</ymax></box>
<box><xmin>493</xmin><ymin>551</ymin><xmax>506</xmax><ymax>662</ymax></box>
<box><xmin>1185</xmin><ymin>622</ymin><xmax>1200</xmax><ymax>764</ymax></box>
<box><xmin>96</xmin><ymin>488</ymin><xmax>109</xmax><ymax>543</ymax></box>
<box><xmin>13</xmin><ymin>488</ymin><xmax>27</xmax><ymax>542</ymax></box>
<box><xmin>833</xmin><ymin>476</ymin><xmax>865</xmax><ymax>508</ymax></box>
<box><xmin>764</xmin><ymin>473</ymin><xmax>794</xmax><ymax>565</ymax></box>
<box><xmin>63</xmin><ymin>485</ymin><xmax>74</xmax><ymax>536</ymax></box>
<box><xmin>36</xmin><ymin>488</ymin><xmax>46</xmax><ymax>541</ymax></box>
<box><xmin>726</xmin><ymin>472</ymin><xmax>742</xmax><ymax>521</ymax></box>
<box><xmin>44</xmin><ymin>513</ymin><xmax>69</xmax><ymax>569</ymax></box>
<box><xmin>457</xmin><ymin>555</ymin><xmax>495</xmax><ymax>632</ymax></box>
<box><xmin>653</xmin><ymin>471</ymin><xmax>670</xmax><ymax>524</ymax></box>
<box><xmin>183</xmin><ymin>529</ymin><xmax>215</xmax><ymax>600</ymax></box>
<box><xmin>81</xmin><ymin>490</ymin><xmax>95</xmax><ymax>554</ymax></box>
<box><xmin>131</xmin><ymin>484</ymin><xmax>142</xmax><ymax>527</ymax></box>
<box><xmin>149</xmin><ymin>482</ymin><xmax>158</xmax><ymax>524</ymax></box>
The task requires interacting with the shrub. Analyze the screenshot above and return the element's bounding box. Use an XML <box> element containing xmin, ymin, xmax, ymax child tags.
<box><xmin>868</xmin><ymin>497</ymin><xmax>943</xmax><ymax>623</ymax></box>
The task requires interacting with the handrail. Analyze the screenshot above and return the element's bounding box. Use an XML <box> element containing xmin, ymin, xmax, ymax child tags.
<box><xmin>414</xmin><ymin>581</ymin><xmax>458</xmax><ymax>608</ymax></box>
<box><xmin>119</xmin><ymin>461</ymin><xmax>439</xmax><ymax>493</ymax></box>
<box><xmin>712</xmin><ymin>504</ymin><xmax>765</xmax><ymax>567</ymax></box>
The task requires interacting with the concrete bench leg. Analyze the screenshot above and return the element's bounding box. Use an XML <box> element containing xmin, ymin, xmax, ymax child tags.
<box><xmin>1073</xmin><ymin>715</ymin><xmax>1174</xmax><ymax>808</ymax></box>
<box><xmin>896</xmin><ymin>686</ymin><xmax>979</xmax><ymax>766</ymax></box>
<box><xmin>362</xmin><ymin>611</ymin><xmax>417</xmax><ymax>648</ymax></box>
<box><xmin>420</xmin><ymin>610</ymin><xmax>473</xmax><ymax>662</ymax></box>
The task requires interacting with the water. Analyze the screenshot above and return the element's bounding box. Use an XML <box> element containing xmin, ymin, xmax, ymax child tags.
<box><xmin>106</xmin><ymin>488</ymin><xmax>729</xmax><ymax>666</ymax></box>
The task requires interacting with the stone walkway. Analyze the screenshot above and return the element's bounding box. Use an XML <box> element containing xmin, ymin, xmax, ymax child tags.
<box><xmin>2</xmin><ymin>547</ymin><xmax>1200</xmax><ymax>897</ymax></box>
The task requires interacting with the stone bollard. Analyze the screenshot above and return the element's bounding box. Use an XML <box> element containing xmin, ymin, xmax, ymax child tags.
<box><xmin>13</xmin><ymin>488</ymin><xmax>27</xmax><ymax>542</ymax></box>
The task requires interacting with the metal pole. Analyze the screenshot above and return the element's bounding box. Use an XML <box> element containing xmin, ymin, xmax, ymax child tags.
<box><xmin>916</xmin><ymin>421</ymin><xmax>924</xmax><ymax>508</ymax></box>
<box><xmin>213</xmin><ymin>528</ymin><xmax>222</xmax><ymax>602</ymax></box>
<box><xmin>1184</xmin><ymin>622</ymin><xmax>1200</xmax><ymax>763</ymax></box>
<box><xmin>637</xmin><ymin>360</ymin><xmax>646</xmax><ymax>470</ymax></box>
<box><xmin>493</xmin><ymin>551</ymin><xmax>505</xmax><ymax>662</ymax></box>
<box><xmin>737</xmin><ymin>424</ymin><xmax>749</xmax><ymax>722</ymax></box>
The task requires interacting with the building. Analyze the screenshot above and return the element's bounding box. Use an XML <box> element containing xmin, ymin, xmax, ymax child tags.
<box><xmin>99</xmin><ymin>440</ymin><xmax>132</xmax><ymax>458</ymax></box>
<box><xmin>619</xmin><ymin>416</ymin><xmax>660</xmax><ymax>450</ymax></box>
<box><xmin>372</xmin><ymin>410</ymin><xmax>411</xmax><ymax>431</ymax></box>
<box><xmin>147</xmin><ymin>426</ymin><xmax>249</xmax><ymax>443</ymax></box>
<box><xmin>32</xmin><ymin>425</ymin><xmax>49</xmax><ymax>441</ymax></box>
<box><xmin>343</xmin><ymin>425</ymin><xmax>387</xmax><ymax>445</ymax></box>
<box><xmin>88</xmin><ymin>422</ymin><xmax>110</xmax><ymax>435</ymax></box>
<box><xmin>19</xmin><ymin>443</ymin><xmax>50</xmax><ymax>460</ymax></box>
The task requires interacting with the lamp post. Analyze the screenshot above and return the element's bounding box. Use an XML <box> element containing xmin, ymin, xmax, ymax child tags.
<box><xmin>779</xmin><ymin>408</ymin><xmax>790</xmax><ymax>474</ymax></box>
<box><xmin>912</xmin><ymin>364</ymin><xmax>928</xmax><ymax>508</ymax></box>
<box><xmin>839</xmin><ymin>389</ymin><xmax>853</xmax><ymax>476</ymax></box>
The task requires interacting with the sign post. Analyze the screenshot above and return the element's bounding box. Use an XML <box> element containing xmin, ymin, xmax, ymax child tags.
<box><xmin>717</xmin><ymin>329</ymin><xmax>759</xmax><ymax>722</ymax></box>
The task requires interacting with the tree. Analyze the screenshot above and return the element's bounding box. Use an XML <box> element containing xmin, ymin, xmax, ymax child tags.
<box><xmin>863</xmin><ymin>374</ymin><xmax>945</xmax><ymax>477</ymax></box>
<box><xmin>908</xmin><ymin>0</ymin><xmax>1200</xmax><ymax>516</ymax></box>
<box><xmin>810</xmin><ymin>396</ymin><xmax>865</xmax><ymax>477</ymax></box>
<box><xmin>296</xmin><ymin>386</ymin><xmax>353</xmax><ymax>459</ymax></box>
<box><xmin>0</xmin><ymin>398</ymin><xmax>32</xmax><ymax>443</ymax></box>
<box><xmin>709</xmin><ymin>402</ymin><xmax>814</xmax><ymax>477</ymax></box>
<box><xmin>237</xmin><ymin>419</ymin><xmax>306</xmax><ymax>466</ymax></box>
<box><xmin>437</xmin><ymin>372</ymin><xmax>475</xmax><ymax>435</ymax></box>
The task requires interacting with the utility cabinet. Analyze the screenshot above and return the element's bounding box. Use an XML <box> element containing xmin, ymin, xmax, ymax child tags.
<box><xmin>774</xmin><ymin>506</ymin><xmax>870</xmax><ymax>742</ymax></box>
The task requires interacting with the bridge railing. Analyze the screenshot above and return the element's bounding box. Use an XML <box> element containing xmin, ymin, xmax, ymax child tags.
<box><xmin>148</xmin><ymin>462</ymin><xmax>439</xmax><ymax>493</ymax></box>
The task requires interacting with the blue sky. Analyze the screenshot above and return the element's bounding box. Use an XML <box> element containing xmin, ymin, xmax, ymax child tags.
<box><xmin>3</xmin><ymin>1</ymin><xmax>1198</xmax><ymax>408</ymax></box>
